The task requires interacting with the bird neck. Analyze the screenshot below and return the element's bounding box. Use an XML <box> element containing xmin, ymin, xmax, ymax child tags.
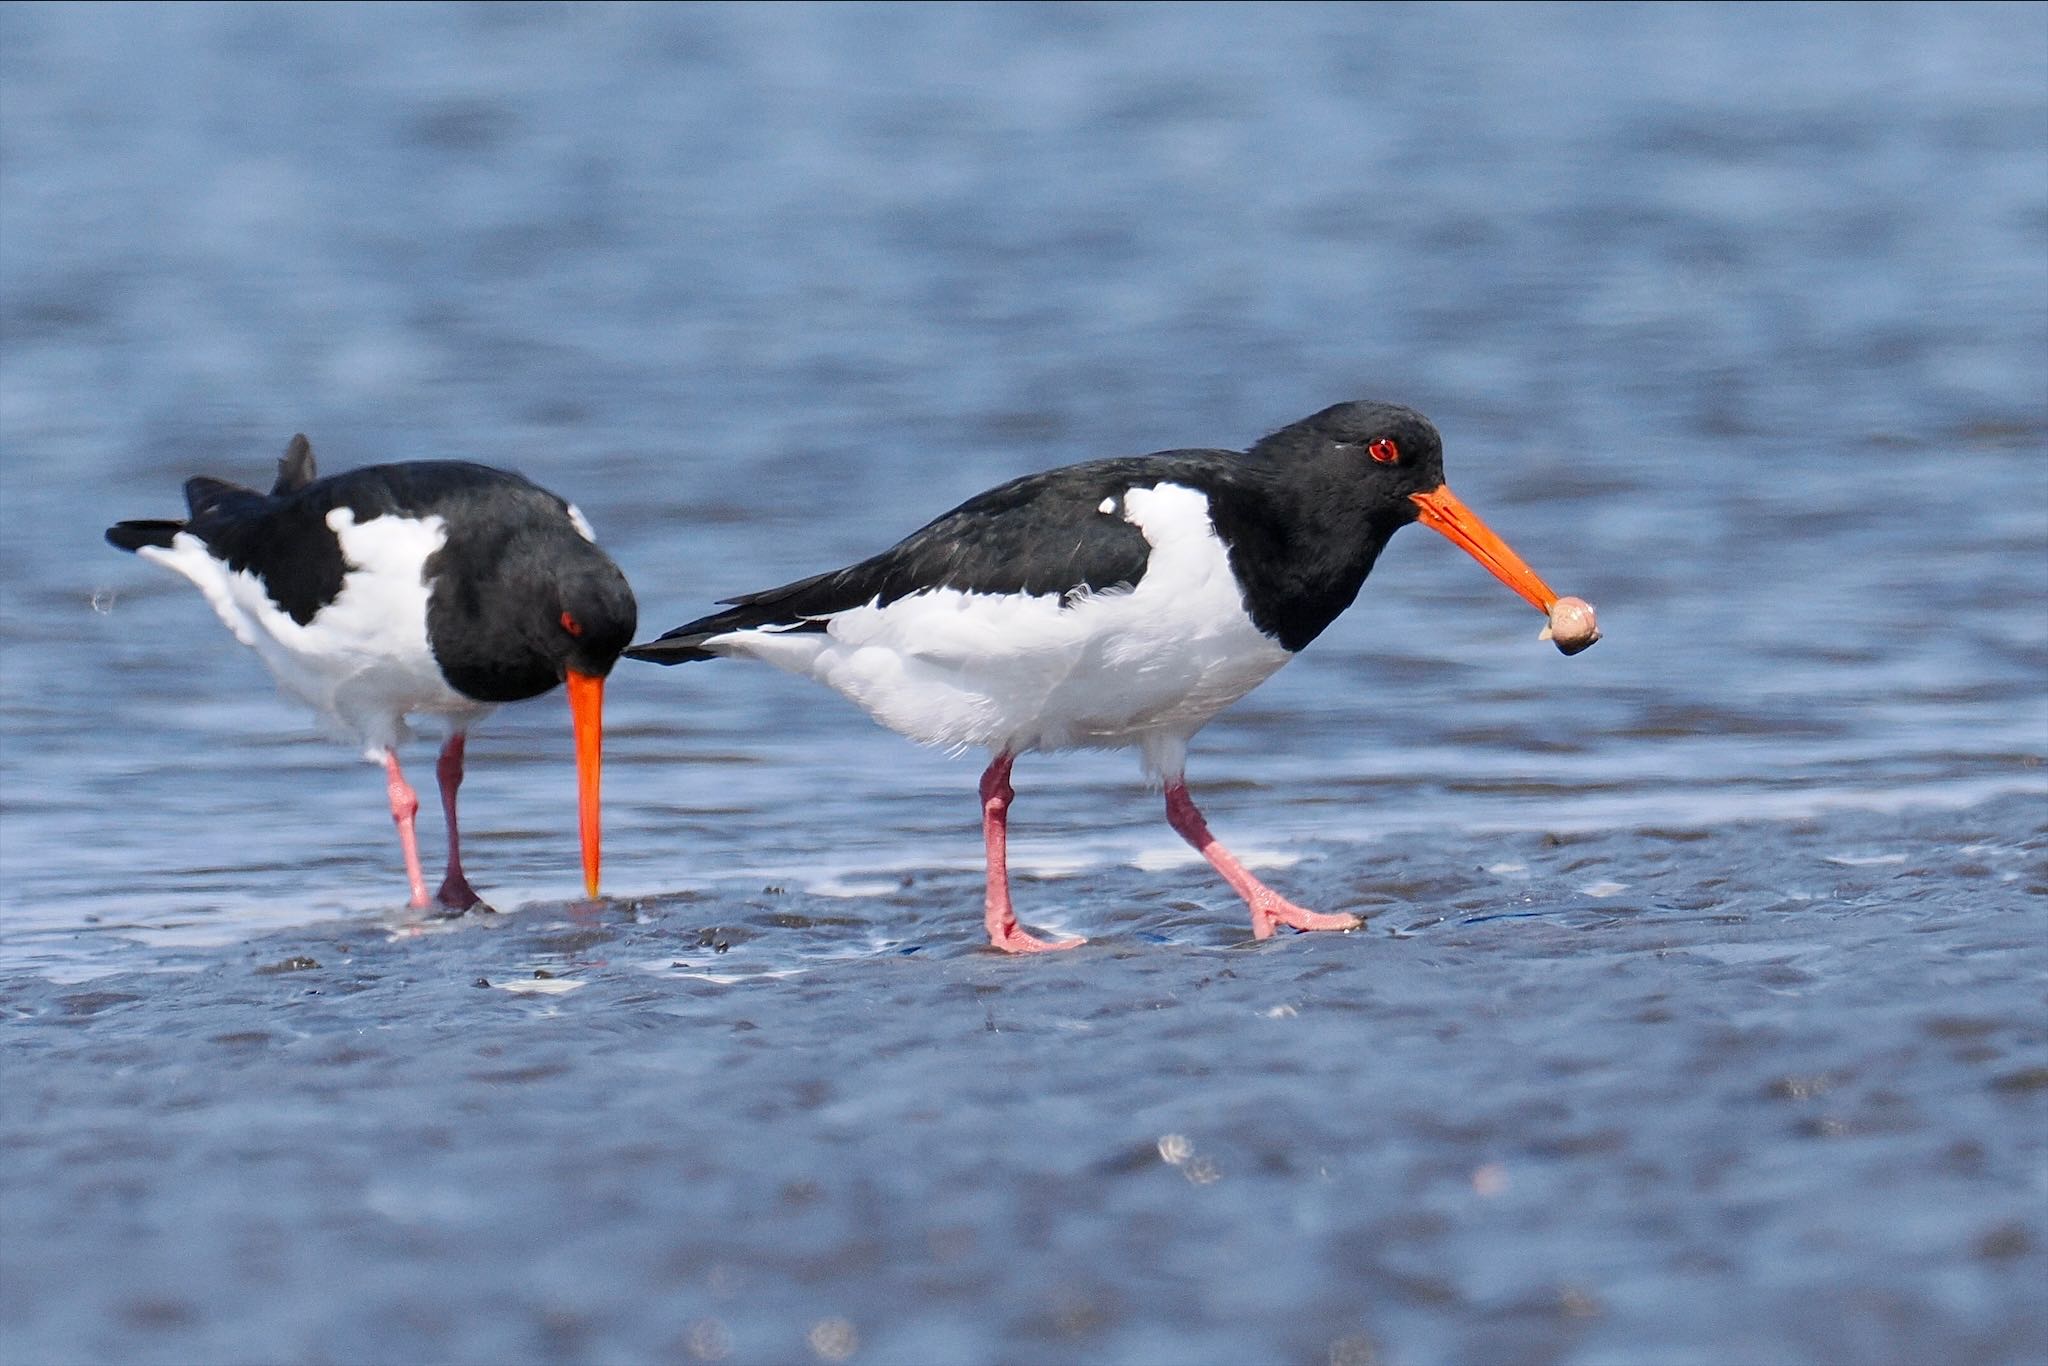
<box><xmin>1208</xmin><ymin>477</ymin><xmax>1402</xmax><ymax>653</ymax></box>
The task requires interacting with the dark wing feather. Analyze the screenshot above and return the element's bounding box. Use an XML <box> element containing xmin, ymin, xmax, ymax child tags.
<box><xmin>211</xmin><ymin>461</ymin><xmax>568</xmax><ymax>625</ymax></box>
<box><xmin>111</xmin><ymin>457</ymin><xmax>558</xmax><ymax>626</ymax></box>
<box><xmin>105</xmin><ymin>472</ymin><xmax>270</xmax><ymax>555</ymax></box>
<box><xmin>627</xmin><ymin>452</ymin><xmax>1243</xmax><ymax>664</ymax></box>
<box><xmin>174</xmin><ymin>473</ymin><xmax>349</xmax><ymax>625</ymax></box>
<box><xmin>107</xmin><ymin>434</ymin><xmax>316</xmax><ymax>556</ymax></box>
<box><xmin>270</xmin><ymin>434</ymin><xmax>317</xmax><ymax>495</ymax></box>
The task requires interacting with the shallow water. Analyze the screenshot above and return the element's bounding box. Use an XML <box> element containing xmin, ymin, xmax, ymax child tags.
<box><xmin>2</xmin><ymin>4</ymin><xmax>2045</xmax><ymax>1363</ymax></box>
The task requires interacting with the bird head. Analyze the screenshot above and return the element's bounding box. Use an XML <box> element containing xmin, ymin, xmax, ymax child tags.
<box><xmin>1260</xmin><ymin>401</ymin><xmax>1564</xmax><ymax>616</ymax></box>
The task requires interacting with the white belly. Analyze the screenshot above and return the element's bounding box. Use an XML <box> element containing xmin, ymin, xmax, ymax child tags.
<box><xmin>141</xmin><ymin>509</ymin><xmax>492</xmax><ymax>758</ymax></box>
<box><xmin>709</xmin><ymin>483</ymin><xmax>1292</xmax><ymax>779</ymax></box>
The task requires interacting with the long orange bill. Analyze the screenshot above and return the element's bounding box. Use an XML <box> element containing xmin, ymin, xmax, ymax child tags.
<box><xmin>1410</xmin><ymin>485</ymin><xmax>1560</xmax><ymax>614</ymax></box>
<box><xmin>566</xmin><ymin>669</ymin><xmax>605</xmax><ymax>899</ymax></box>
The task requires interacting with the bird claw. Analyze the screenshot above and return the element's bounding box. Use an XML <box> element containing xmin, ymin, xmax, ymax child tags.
<box><xmin>432</xmin><ymin>876</ymin><xmax>490</xmax><ymax>917</ymax></box>
<box><xmin>1251</xmin><ymin>897</ymin><xmax>1361</xmax><ymax>939</ymax></box>
<box><xmin>988</xmin><ymin>925</ymin><xmax>1086</xmax><ymax>954</ymax></box>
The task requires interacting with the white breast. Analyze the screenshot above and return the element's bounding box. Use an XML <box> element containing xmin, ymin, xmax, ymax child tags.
<box><xmin>708</xmin><ymin>482</ymin><xmax>1291</xmax><ymax>780</ymax></box>
<box><xmin>140</xmin><ymin>509</ymin><xmax>492</xmax><ymax>758</ymax></box>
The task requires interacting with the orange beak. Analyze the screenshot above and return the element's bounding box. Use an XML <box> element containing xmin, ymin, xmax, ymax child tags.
<box><xmin>566</xmin><ymin>669</ymin><xmax>605</xmax><ymax>899</ymax></box>
<box><xmin>1410</xmin><ymin>485</ymin><xmax>1560</xmax><ymax>614</ymax></box>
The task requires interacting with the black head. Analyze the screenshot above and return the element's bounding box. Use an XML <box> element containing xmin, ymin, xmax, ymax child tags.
<box><xmin>427</xmin><ymin>499</ymin><xmax>638</xmax><ymax>704</ymax></box>
<box><xmin>1248</xmin><ymin>401</ymin><xmax>1447</xmax><ymax>528</ymax></box>
<box><xmin>1211</xmin><ymin>400</ymin><xmax>1565</xmax><ymax>652</ymax></box>
<box><xmin>551</xmin><ymin>548</ymin><xmax>640</xmax><ymax>682</ymax></box>
<box><xmin>1269</xmin><ymin>397</ymin><xmax>1567</xmax><ymax>617</ymax></box>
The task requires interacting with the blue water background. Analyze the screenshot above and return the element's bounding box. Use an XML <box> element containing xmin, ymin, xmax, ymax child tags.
<box><xmin>0</xmin><ymin>5</ymin><xmax>2043</xmax><ymax>1364</ymax></box>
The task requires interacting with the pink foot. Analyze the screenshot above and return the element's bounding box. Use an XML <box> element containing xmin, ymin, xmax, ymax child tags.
<box><xmin>1164</xmin><ymin>780</ymin><xmax>1359</xmax><ymax>940</ymax></box>
<box><xmin>1248</xmin><ymin>893</ymin><xmax>1363</xmax><ymax>940</ymax></box>
<box><xmin>988</xmin><ymin>923</ymin><xmax>1087</xmax><ymax>954</ymax></box>
<box><xmin>979</xmin><ymin>752</ymin><xmax>1086</xmax><ymax>955</ymax></box>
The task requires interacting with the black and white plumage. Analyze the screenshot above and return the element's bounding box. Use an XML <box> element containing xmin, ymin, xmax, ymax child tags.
<box><xmin>629</xmin><ymin>401</ymin><xmax>1583</xmax><ymax>952</ymax></box>
<box><xmin>106</xmin><ymin>435</ymin><xmax>637</xmax><ymax>910</ymax></box>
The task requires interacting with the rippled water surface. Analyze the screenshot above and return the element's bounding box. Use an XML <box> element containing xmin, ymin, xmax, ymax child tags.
<box><xmin>2</xmin><ymin>5</ymin><xmax>2044</xmax><ymax>1364</ymax></box>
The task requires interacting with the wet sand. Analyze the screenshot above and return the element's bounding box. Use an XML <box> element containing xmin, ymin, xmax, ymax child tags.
<box><xmin>6</xmin><ymin>794</ymin><xmax>2041</xmax><ymax>1364</ymax></box>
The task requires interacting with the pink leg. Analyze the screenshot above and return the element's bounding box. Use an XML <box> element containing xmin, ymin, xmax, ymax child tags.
<box><xmin>433</xmin><ymin>732</ymin><xmax>485</xmax><ymax>912</ymax></box>
<box><xmin>1163</xmin><ymin>781</ymin><xmax>1359</xmax><ymax>940</ymax></box>
<box><xmin>980</xmin><ymin>753</ymin><xmax>1083</xmax><ymax>954</ymax></box>
<box><xmin>383</xmin><ymin>751</ymin><xmax>431</xmax><ymax>910</ymax></box>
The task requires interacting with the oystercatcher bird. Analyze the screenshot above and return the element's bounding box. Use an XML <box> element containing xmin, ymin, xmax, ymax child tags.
<box><xmin>627</xmin><ymin>401</ymin><xmax>1595</xmax><ymax>952</ymax></box>
<box><xmin>106</xmin><ymin>434</ymin><xmax>637</xmax><ymax>911</ymax></box>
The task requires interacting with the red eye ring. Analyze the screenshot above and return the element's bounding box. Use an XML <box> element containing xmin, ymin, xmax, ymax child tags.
<box><xmin>560</xmin><ymin>611</ymin><xmax>584</xmax><ymax>637</ymax></box>
<box><xmin>1368</xmin><ymin>438</ymin><xmax>1400</xmax><ymax>464</ymax></box>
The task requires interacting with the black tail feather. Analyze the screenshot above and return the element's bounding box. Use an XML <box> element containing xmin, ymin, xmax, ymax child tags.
<box><xmin>621</xmin><ymin>632</ymin><xmax>722</xmax><ymax>665</ymax></box>
<box><xmin>105</xmin><ymin>519</ymin><xmax>184</xmax><ymax>552</ymax></box>
<box><xmin>109</xmin><ymin>459</ymin><xmax>277</xmax><ymax>553</ymax></box>
<box><xmin>622</xmin><ymin>592</ymin><xmax>836</xmax><ymax>665</ymax></box>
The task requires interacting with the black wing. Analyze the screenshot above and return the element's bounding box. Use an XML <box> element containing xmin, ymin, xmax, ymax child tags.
<box><xmin>627</xmin><ymin>452</ymin><xmax>1245</xmax><ymax>663</ymax></box>
<box><xmin>108</xmin><ymin>447</ymin><xmax>565</xmax><ymax>627</ymax></box>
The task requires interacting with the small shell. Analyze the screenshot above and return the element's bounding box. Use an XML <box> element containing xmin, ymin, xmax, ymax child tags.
<box><xmin>1540</xmin><ymin>596</ymin><xmax>1601</xmax><ymax>655</ymax></box>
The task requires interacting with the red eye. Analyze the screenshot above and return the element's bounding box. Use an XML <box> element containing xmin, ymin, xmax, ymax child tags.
<box><xmin>1368</xmin><ymin>438</ymin><xmax>1400</xmax><ymax>464</ymax></box>
<box><xmin>560</xmin><ymin>611</ymin><xmax>584</xmax><ymax>637</ymax></box>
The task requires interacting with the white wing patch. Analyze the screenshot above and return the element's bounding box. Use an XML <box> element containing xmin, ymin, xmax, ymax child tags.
<box><xmin>565</xmin><ymin>504</ymin><xmax>597</xmax><ymax>543</ymax></box>
<box><xmin>138</xmin><ymin>510</ymin><xmax>491</xmax><ymax>758</ymax></box>
<box><xmin>702</xmin><ymin>481</ymin><xmax>1290</xmax><ymax>779</ymax></box>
